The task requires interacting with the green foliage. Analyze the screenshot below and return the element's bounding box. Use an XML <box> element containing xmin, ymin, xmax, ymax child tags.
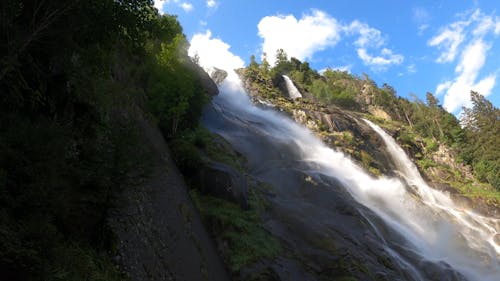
<box><xmin>190</xmin><ymin>189</ymin><xmax>281</xmax><ymax>272</ymax></box>
<box><xmin>169</xmin><ymin>128</ymin><xmax>209</xmax><ymax>176</ymax></box>
<box><xmin>0</xmin><ymin>111</ymin><xmax>142</xmax><ymax>280</ymax></box>
<box><xmin>307</xmin><ymin>69</ymin><xmax>359</xmax><ymax>109</ymax></box>
<box><xmin>460</xmin><ymin>91</ymin><xmax>500</xmax><ymax>190</ymax></box>
<box><xmin>1</xmin><ymin>0</ymin><xmax>212</xmax><ymax>279</ymax></box>
<box><xmin>423</xmin><ymin>138</ymin><xmax>439</xmax><ymax>152</ymax></box>
<box><xmin>241</xmin><ymin>48</ymin><xmax>499</xmax><ymax>202</ymax></box>
<box><xmin>146</xmin><ymin>33</ymin><xmax>208</xmax><ymax>136</ymax></box>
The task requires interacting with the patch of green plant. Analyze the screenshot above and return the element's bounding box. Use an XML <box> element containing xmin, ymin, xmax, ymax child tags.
<box><xmin>423</xmin><ymin>137</ymin><xmax>439</xmax><ymax>152</ymax></box>
<box><xmin>204</xmin><ymin>135</ymin><xmax>245</xmax><ymax>172</ymax></box>
<box><xmin>417</xmin><ymin>157</ymin><xmax>437</xmax><ymax>170</ymax></box>
<box><xmin>189</xmin><ymin>189</ymin><xmax>281</xmax><ymax>272</ymax></box>
<box><xmin>50</xmin><ymin>242</ymin><xmax>123</xmax><ymax>281</ymax></box>
<box><xmin>424</xmin><ymin>163</ymin><xmax>500</xmax><ymax>207</ymax></box>
<box><xmin>170</xmin><ymin>127</ymin><xmax>245</xmax><ymax>173</ymax></box>
<box><xmin>397</xmin><ymin>128</ymin><xmax>417</xmax><ymax>147</ymax></box>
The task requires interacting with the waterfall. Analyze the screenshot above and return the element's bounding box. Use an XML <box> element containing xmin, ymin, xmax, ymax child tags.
<box><xmin>363</xmin><ymin>119</ymin><xmax>500</xmax><ymax>280</ymax></box>
<box><xmin>201</xmin><ymin>69</ymin><xmax>499</xmax><ymax>280</ymax></box>
<box><xmin>282</xmin><ymin>75</ymin><xmax>302</xmax><ymax>99</ymax></box>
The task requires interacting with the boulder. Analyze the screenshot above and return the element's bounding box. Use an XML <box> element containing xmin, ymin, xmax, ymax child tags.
<box><xmin>184</xmin><ymin>60</ymin><xmax>219</xmax><ymax>96</ymax></box>
<box><xmin>209</xmin><ymin>67</ymin><xmax>228</xmax><ymax>85</ymax></box>
<box><xmin>195</xmin><ymin>161</ymin><xmax>249</xmax><ymax>208</ymax></box>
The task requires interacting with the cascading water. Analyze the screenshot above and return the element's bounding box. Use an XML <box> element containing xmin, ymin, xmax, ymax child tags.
<box><xmin>363</xmin><ymin>119</ymin><xmax>500</xmax><ymax>278</ymax></box>
<box><xmin>282</xmin><ymin>75</ymin><xmax>302</xmax><ymax>99</ymax></box>
<box><xmin>201</xmin><ymin>70</ymin><xmax>499</xmax><ymax>280</ymax></box>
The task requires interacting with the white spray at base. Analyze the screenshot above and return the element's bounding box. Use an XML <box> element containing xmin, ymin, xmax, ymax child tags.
<box><xmin>210</xmin><ymin>70</ymin><xmax>499</xmax><ymax>280</ymax></box>
<box><xmin>282</xmin><ymin>75</ymin><xmax>302</xmax><ymax>99</ymax></box>
<box><xmin>363</xmin><ymin>119</ymin><xmax>500</xmax><ymax>276</ymax></box>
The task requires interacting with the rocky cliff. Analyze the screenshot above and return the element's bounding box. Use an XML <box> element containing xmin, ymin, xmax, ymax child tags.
<box><xmin>235</xmin><ymin>68</ymin><xmax>499</xmax><ymax>216</ymax></box>
<box><xmin>108</xmin><ymin>108</ymin><xmax>230</xmax><ymax>281</ymax></box>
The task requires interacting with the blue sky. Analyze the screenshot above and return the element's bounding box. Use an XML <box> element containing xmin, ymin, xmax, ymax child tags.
<box><xmin>154</xmin><ymin>0</ymin><xmax>500</xmax><ymax>114</ymax></box>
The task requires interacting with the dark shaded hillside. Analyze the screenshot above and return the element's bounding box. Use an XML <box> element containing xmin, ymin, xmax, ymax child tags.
<box><xmin>0</xmin><ymin>1</ymin><xmax>225</xmax><ymax>280</ymax></box>
<box><xmin>108</xmin><ymin>109</ymin><xmax>229</xmax><ymax>281</ymax></box>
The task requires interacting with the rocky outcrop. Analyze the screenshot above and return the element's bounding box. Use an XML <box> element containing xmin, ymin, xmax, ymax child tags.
<box><xmin>194</xmin><ymin>161</ymin><xmax>249</xmax><ymax>208</ymax></box>
<box><xmin>367</xmin><ymin>105</ymin><xmax>392</xmax><ymax>121</ymax></box>
<box><xmin>208</xmin><ymin>67</ymin><xmax>228</xmax><ymax>85</ymax></box>
<box><xmin>430</xmin><ymin>144</ymin><xmax>473</xmax><ymax>180</ymax></box>
<box><xmin>108</xmin><ymin>110</ymin><xmax>230</xmax><ymax>281</ymax></box>
<box><xmin>238</xmin><ymin>73</ymin><xmax>397</xmax><ymax>177</ymax></box>
<box><xmin>202</xmin><ymin>99</ymin><xmax>469</xmax><ymax>281</ymax></box>
<box><xmin>185</xmin><ymin>61</ymin><xmax>219</xmax><ymax>96</ymax></box>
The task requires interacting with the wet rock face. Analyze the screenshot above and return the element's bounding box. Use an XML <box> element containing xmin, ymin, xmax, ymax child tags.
<box><xmin>209</xmin><ymin>67</ymin><xmax>228</xmax><ymax>85</ymax></box>
<box><xmin>109</xmin><ymin>111</ymin><xmax>230</xmax><ymax>281</ymax></box>
<box><xmin>195</xmin><ymin>161</ymin><xmax>249</xmax><ymax>208</ymax></box>
<box><xmin>202</xmin><ymin>101</ymin><xmax>468</xmax><ymax>281</ymax></box>
<box><xmin>184</xmin><ymin>60</ymin><xmax>219</xmax><ymax>96</ymax></box>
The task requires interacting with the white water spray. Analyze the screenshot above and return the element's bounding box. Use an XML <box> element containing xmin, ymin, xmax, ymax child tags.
<box><xmin>282</xmin><ymin>75</ymin><xmax>302</xmax><ymax>99</ymax></box>
<box><xmin>363</xmin><ymin>119</ymin><xmax>500</xmax><ymax>275</ymax></box>
<box><xmin>205</xmin><ymin>67</ymin><xmax>499</xmax><ymax>280</ymax></box>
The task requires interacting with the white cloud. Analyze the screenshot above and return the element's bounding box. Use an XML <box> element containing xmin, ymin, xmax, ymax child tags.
<box><xmin>407</xmin><ymin>63</ymin><xmax>417</xmax><ymax>74</ymax></box>
<box><xmin>154</xmin><ymin>0</ymin><xmax>193</xmax><ymax>13</ymax></box>
<box><xmin>413</xmin><ymin>7</ymin><xmax>431</xmax><ymax>35</ymax></box>
<box><xmin>154</xmin><ymin>0</ymin><xmax>167</xmax><ymax>14</ymax></box>
<box><xmin>346</xmin><ymin>20</ymin><xmax>384</xmax><ymax>48</ymax></box>
<box><xmin>428</xmin><ymin>22</ymin><xmax>467</xmax><ymax>63</ymax></box>
<box><xmin>473</xmin><ymin>16</ymin><xmax>495</xmax><ymax>36</ymax></box>
<box><xmin>257</xmin><ymin>10</ymin><xmax>341</xmax><ymax>65</ymax></box>
<box><xmin>436</xmin><ymin>81</ymin><xmax>452</xmax><ymax>96</ymax></box>
<box><xmin>418</xmin><ymin>24</ymin><xmax>430</xmax><ymax>35</ymax></box>
<box><xmin>430</xmin><ymin>9</ymin><xmax>499</xmax><ymax>113</ymax></box>
<box><xmin>207</xmin><ymin>0</ymin><xmax>216</xmax><ymax>8</ymax></box>
<box><xmin>357</xmin><ymin>48</ymin><xmax>404</xmax><ymax>70</ymax></box>
<box><xmin>257</xmin><ymin>10</ymin><xmax>402</xmax><ymax>71</ymax></box>
<box><xmin>344</xmin><ymin>20</ymin><xmax>403</xmax><ymax>70</ymax></box>
<box><xmin>188</xmin><ymin>30</ymin><xmax>245</xmax><ymax>72</ymax></box>
<box><xmin>180</xmin><ymin>2</ymin><xmax>193</xmax><ymax>12</ymax></box>
<box><xmin>438</xmin><ymin>39</ymin><xmax>495</xmax><ymax>112</ymax></box>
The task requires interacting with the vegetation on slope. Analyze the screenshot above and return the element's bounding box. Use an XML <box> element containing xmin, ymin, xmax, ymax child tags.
<box><xmin>239</xmin><ymin>49</ymin><xmax>499</xmax><ymax>207</ymax></box>
<box><xmin>1</xmin><ymin>1</ymin><xmax>211</xmax><ymax>279</ymax></box>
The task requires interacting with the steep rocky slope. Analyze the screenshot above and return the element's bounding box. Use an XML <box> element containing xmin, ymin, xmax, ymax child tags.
<box><xmin>194</xmin><ymin>73</ymin><xmax>476</xmax><ymax>281</ymax></box>
<box><xmin>108</xmin><ymin>108</ymin><xmax>230</xmax><ymax>281</ymax></box>
<box><xmin>236</xmin><ymin>69</ymin><xmax>499</xmax><ymax>216</ymax></box>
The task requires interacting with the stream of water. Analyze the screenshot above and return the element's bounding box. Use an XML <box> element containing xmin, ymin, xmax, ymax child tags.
<box><xmin>203</xmin><ymin>71</ymin><xmax>499</xmax><ymax>280</ymax></box>
<box><xmin>282</xmin><ymin>75</ymin><xmax>302</xmax><ymax>99</ymax></box>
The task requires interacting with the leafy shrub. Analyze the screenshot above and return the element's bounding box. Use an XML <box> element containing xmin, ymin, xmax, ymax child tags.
<box><xmin>190</xmin><ymin>190</ymin><xmax>281</xmax><ymax>272</ymax></box>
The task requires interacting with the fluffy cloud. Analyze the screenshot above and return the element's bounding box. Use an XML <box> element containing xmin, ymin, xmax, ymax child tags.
<box><xmin>180</xmin><ymin>2</ymin><xmax>193</xmax><ymax>12</ymax></box>
<box><xmin>153</xmin><ymin>0</ymin><xmax>193</xmax><ymax>13</ymax></box>
<box><xmin>188</xmin><ymin>30</ymin><xmax>245</xmax><ymax>72</ymax></box>
<box><xmin>257</xmin><ymin>10</ymin><xmax>341</xmax><ymax>65</ymax></box>
<box><xmin>436</xmin><ymin>40</ymin><xmax>495</xmax><ymax>112</ymax></box>
<box><xmin>357</xmin><ymin>48</ymin><xmax>403</xmax><ymax>68</ymax></box>
<box><xmin>413</xmin><ymin>7</ymin><xmax>431</xmax><ymax>35</ymax></box>
<box><xmin>257</xmin><ymin>10</ymin><xmax>402</xmax><ymax>70</ymax></box>
<box><xmin>207</xmin><ymin>0</ymin><xmax>217</xmax><ymax>8</ymax></box>
<box><xmin>346</xmin><ymin>20</ymin><xmax>384</xmax><ymax>48</ymax></box>
<box><xmin>345</xmin><ymin>20</ymin><xmax>403</xmax><ymax>70</ymax></box>
<box><xmin>153</xmin><ymin>0</ymin><xmax>167</xmax><ymax>13</ymax></box>
<box><xmin>430</xmin><ymin>9</ymin><xmax>499</xmax><ymax>113</ymax></box>
<box><xmin>428</xmin><ymin>21</ymin><xmax>468</xmax><ymax>63</ymax></box>
<box><xmin>407</xmin><ymin>63</ymin><xmax>417</xmax><ymax>74</ymax></box>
